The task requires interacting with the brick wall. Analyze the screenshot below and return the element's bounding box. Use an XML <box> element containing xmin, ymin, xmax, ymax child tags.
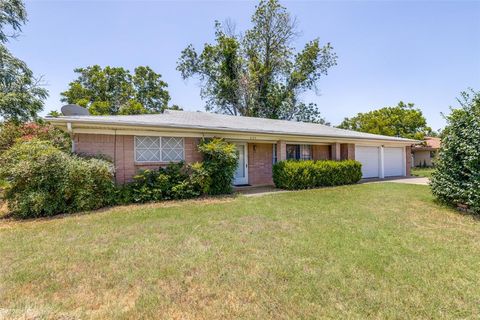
<box><xmin>312</xmin><ymin>145</ymin><xmax>331</xmax><ymax>160</ymax></box>
<box><xmin>276</xmin><ymin>140</ymin><xmax>286</xmax><ymax>161</ymax></box>
<box><xmin>248</xmin><ymin>143</ymin><xmax>274</xmax><ymax>186</ymax></box>
<box><xmin>405</xmin><ymin>146</ymin><xmax>412</xmax><ymax>176</ymax></box>
<box><xmin>340</xmin><ymin>143</ymin><xmax>355</xmax><ymax>160</ymax></box>
<box><xmin>74</xmin><ymin>134</ymin><xmax>202</xmax><ymax>184</ymax></box>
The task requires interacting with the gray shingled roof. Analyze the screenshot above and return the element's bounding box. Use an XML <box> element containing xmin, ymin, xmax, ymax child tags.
<box><xmin>47</xmin><ymin>110</ymin><xmax>416</xmax><ymax>143</ymax></box>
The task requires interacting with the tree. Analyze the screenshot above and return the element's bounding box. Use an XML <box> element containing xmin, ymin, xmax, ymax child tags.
<box><xmin>61</xmin><ymin>65</ymin><xmax>172</xmax><ymax>115</ymax></box>
<box><xmin>0</xmin><ymin>120</ymin><xmax>71</xmax><ymax>153</ymax></box>
<box><xmin>0</xmin><ymin>0</ymin><xmax>27</xmax><ymax>43</ymax></box>
<box><xmin>337</xmin><ymin>102</ymin><xmax>432</xmax><ymax>140</ymax></box>
<box><xmin>0</xmin><ymin>46</ymin><xmax>48</xmax><ymax>121</ymax></box>
<box><xmin>431</xmin><ymin>89</ymin><xmax>480</xmax><ymax>214</ymax></box>
<box><xmin>133</xmin><ymin>66</ymin><xmax>170</xmax><ymax>113</ymax></box>
<box><xmin>177</xmin><ymin>0</ymin><xmax>337</xmax><ymax>123</ymax></box>
<box><xmin>0</xmin><ymin>0</ymin><xmax>48</xmax><ymax>122</ymax></box>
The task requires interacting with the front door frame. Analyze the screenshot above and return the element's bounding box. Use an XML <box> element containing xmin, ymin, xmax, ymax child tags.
<box><xmin>233</xmin><ymin>142</ymin><xmax>249</xmax><ymax>185</ymax></box>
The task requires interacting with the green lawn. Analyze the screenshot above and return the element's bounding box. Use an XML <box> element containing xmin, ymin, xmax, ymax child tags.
<box><xmin>1</xmin><ymin>183</ymin><xmax>479</xmax><ymax>319</ymax></box>
<box><xmin>411</xmin><ymin>167</ymin><xmax>435</xmax><ymax>178</ymax></box>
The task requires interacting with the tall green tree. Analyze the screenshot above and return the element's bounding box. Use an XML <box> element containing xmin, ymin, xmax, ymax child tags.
<box><xmin>0</xmin><ymin>0</ymin><xmax>48</xmax><ymax>122</ymax></box>
<box><xmin>177</xmin><ymin>0</ymin><xmax>337</xmax><ymax>123</ymax></box>
<box><xmin>60</xmin><ymin>65</ymin><xmax>172</xmax><ymax>115</ymax></box>
<box><xmin>431</xmin><ymin>89</ymin><xmax>480</xmax><ymax>213</ymax></box>
<box><xmin>337</xmin><ymin>102</ymin><xmax>432</xmax><ymax>140</ymax></box>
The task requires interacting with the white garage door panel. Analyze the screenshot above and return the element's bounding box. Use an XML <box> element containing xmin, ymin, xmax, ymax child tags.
<box><xmin>384</xmin><ymin>147</ymin><xmax>404</xmax><ymax>177</ymax></box>
<box><xmin>355</xmin><ymin>146</ymin><xmax>379</xmax><ymax>178</ymax></box>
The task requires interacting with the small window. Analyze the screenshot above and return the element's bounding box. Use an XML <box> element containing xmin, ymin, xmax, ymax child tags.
<box><xmin>286</xmin><ymin>144</ymin><xmax>312</xmax><ymax>160</ymax></box>
<box><xmin>135</xmin><ymin>136</ymin><xmax>184</xmax><ymax>162</ymax></box>
<box><xmin>299</xmin><ymin>145</ymin><xmax>312</xmax><ymax>160</ymax></box>
<box><xmin>272</xmin><ymin>144</ymin><xmax>278</xmax><ymax>164</ymax></box>
<box><xmin>135</xmin><ymin>136</ymin><xmax>161</xmax><ymax>162</ymax></box>
<box><xmin>162</xmin><ymin>137</ymin><xmax>184</xmax><ymax>161</ymax></box>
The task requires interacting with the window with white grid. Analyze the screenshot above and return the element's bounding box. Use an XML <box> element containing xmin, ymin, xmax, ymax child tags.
<box><xmin>134</xmin><ymin>136</ymin><xmax>184</xmax><ymax>162</ymax></box>
<box><xmin>161</xmin><ymin>137</ymin><xmax>184</xmax><ymax>161</ymax></box>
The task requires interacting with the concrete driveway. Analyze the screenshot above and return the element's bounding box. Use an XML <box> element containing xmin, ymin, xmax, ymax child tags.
<box><xmin>363</xmin><ymin>177</ymin><xmax>429</xmax><ymax>185</ymax></box>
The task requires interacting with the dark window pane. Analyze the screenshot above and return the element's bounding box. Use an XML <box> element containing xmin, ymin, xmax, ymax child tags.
<box><xmin>272</xmin><ymin>144</ymin><xmax>278</xmax><ymax>164</ymax></box>
<box><xmin>286</xmin><ymin>145</ymin><xmax>297</xmax><ymax>160</ymax></box>
<box><xmin>300</xmin><ymin>145</ymin><xmax>312</xmax><ymax>160</ymax></box>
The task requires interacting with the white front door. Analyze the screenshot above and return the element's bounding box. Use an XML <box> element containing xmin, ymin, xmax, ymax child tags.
<box><xmin>234</xmin><ymin>143</ymin><xmax>248</xmax><ymax>185</ymax></box>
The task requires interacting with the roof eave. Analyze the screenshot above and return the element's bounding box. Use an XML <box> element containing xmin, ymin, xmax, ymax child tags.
<box><xmin>46</xmin><ymin>117</ymin><xmax>419</xmax><ymax>145</ymax></box>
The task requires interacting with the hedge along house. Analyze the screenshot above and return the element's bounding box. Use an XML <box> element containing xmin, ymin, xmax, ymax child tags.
<box><xmin>48</xmin><ymin>110</ymin><xmax>416</xmax><ymax>185</ymax></box>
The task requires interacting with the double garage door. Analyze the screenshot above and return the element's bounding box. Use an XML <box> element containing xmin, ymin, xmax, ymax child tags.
<box><xmin>355</xmin><ymin>146</ymin><xmax>405</xmax><ymax>178</ymax></box>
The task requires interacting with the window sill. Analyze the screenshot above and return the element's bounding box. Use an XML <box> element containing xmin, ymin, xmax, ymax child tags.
<box><xmin>134</xmin><ymin>161</ymin><xmax>183</xmax><ymax>166</ymax></box>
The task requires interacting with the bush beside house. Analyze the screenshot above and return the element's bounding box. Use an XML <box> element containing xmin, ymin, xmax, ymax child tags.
<box><xmin>0</xmin><ymin>137</ymin><xmax>238</xmax><ymax>218</ymax></box>
<box><xmin>1</xmin><ymin>134</ymin><xmax>363</xmax><ymax>218</ymax></box>
<box><xmin>273</xmin><ymin>160</ymin><xmax>362</xmax><ymax>190</ymax></box>
<box><xmin>431</xmin><ymin>90</ymin><xmax>480</xmax><ymax>214</ymax></box>
<box><xmin>0</xmin><ymin>139</ymin><xmax>115</xmax><ymax>218</ymax></box>
<box><xmin>117</xmin><ymin>162</ymin><xmax>206</xmax><ymax>203</ymax></box>
<box><xmin>197</xmin><ymin>138</ymin><xmax>238</xmax><ymax>195</ymax></box>
<box><xmin>119</xmin><ymin>138</ymin><xmax>238</xmax><ymax>203</ymax></box>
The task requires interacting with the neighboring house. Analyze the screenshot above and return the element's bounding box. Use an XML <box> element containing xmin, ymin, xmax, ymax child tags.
<box><xmin>411</xmin><ymin>136</ymin><xmax>441</xmax><ymax>167</ymax></box>
<box><xmin>48</xmin><ymin>110</ymin><xmax>416</xmax><ymax>186</ymax></box>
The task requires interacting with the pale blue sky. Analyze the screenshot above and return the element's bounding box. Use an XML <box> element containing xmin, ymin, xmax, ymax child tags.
<box><xmin>8</xmin><ymin>0</ymin><xmax>480</xmax><ymax>129</ymax></box>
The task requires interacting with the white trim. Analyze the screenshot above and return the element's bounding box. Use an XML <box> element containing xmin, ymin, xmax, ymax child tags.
<box><xmin>134</xmin><ymin>136</ymin><xmax>185</xmax><ymax>163</ymax></box>
<box><xmin>233</xmin><ymin>143</ymin><xmax>248</xmax><ymax>185</ymax></box>
<box><xmin>379</xmin><ymin>146</ymin><xmax>385</xmax><ymax>179</ymax></box>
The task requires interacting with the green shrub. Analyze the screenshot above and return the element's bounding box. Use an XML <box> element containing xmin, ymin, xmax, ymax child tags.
<box><xmin>431</xmin><ymin>90</ymin><xmax>480</xmax><ymax>213</ymax></box>
<box><xmin>120</xmin><ymin>161</ymin><xmax>208</xmax><ymax>203</ymax></box>
<box><xmin>0</xmin><ymin>139</ymin><xmax>115</xmax><ymax>218</ymax></box>
<box><xmin>118</xmin><ymin>138</ymin><xmax>236</xmax><ymax>204</ymax></box>
<box><xmin>273</xmin><ymin>160</ymin><xmax>362</xmax><ymax>190</ymax></box>
<box><xmin>198</xmin><ymin>138</ymin><xmax>238</xmax><ymax>195</ymax></box>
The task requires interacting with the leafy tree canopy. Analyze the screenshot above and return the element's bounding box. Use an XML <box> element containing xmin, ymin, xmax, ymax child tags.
<box><xmin>0</xmin><ymin>120</ymin><xmax>70</xmax><ymax>153</ymax></box>
<box><xmin>60</xmin><ymin>65</ymin><xmax>175</xmax><ymax>115</ymax></box>
<box><xmin>0</xmin><ymin>0</ymin><xmax>27</xmax><ymax>44</ymax></box>
<box><xmin>0</xmin><ymin>0</ymin><xmax>48</xmax><ymax>122</ymax></box>
<box><xmin>177</xmin><ymin>0</ymin><xmax>337</xmax><ymax>123</ymax></box>
<box><xmin>337</xmin><ymin>101</ymin><xmax>432</xmax><ymax>140</ymax></box>
<box><xmin>0</xmin><ymin>46</ymin><xmax>48</xmax><ymax>122</ymax></box>
<box><xmin>431</xmin><ymin>89</ymin><xmax>480</xmax><ymax>213</ymax></box>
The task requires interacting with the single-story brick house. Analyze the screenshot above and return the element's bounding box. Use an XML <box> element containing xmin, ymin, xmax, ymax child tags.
<box><xmin>411</xmin><ymin>136</ymin><xmax>441</xmax><ymax>167</ymax></box>
<box><xmin>49</xmin><ymin>110</ymin><xmax>416</xmax><ymax>185</ymax></box>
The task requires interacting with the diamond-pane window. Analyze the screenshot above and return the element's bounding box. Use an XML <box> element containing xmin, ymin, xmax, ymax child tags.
<box><xmin>135</xmin><ymin>136</ymin><xmax>161</xmax><ymax>162</ymax></box>
<box><xmin>134</xmin><ymin>136</ymin><xmax>184</xmax><ymax>162</ymax></box>
<box><xmin>161</xmin><ymin>137</ymin><xmax>184</xmax><ymax>161</ymax></box>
